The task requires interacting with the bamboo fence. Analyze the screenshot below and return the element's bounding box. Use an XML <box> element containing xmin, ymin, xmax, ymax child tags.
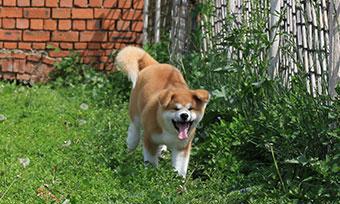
<box><xmin>143</xmin><ymin>0</ymin><xmax>339</xmax><ymax>97</ymax></box>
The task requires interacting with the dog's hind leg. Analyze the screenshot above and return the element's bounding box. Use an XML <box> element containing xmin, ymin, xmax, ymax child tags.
<box><xmin>127</xmin><ymin>118</ymin><xmax>140</xmax><ymax>151</ymax></box>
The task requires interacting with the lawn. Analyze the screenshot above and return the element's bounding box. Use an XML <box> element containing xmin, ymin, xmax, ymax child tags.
<box><xmin>0</xmin><ymin>51</ymin><xmax>338</xmax><ymax>203</ymax></box>
<box><xmin>0</xmin><ymin>82</ymin><xmax>248</xmax><ymax>203</ymax></box>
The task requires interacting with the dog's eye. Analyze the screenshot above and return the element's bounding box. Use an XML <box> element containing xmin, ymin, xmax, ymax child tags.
<box><xmin>174</xmin><ymin>107</ymin><xmax>180</xmax><ymax>111</ymax></box>
<box><xmin>188</xmin><ymin>107</ymin><xmax>193</xmax><ymax>111</ymax></box>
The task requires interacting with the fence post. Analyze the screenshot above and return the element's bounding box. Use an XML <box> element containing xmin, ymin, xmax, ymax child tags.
<box><xmin>170</xmin><ymin>0</ymin><xmax>189</xmax><ymax>61</ymax></box>
<box><xmin>328</xmin><ymin>0</ymin><xmax>340</xmax><ymax>98</ymax></box>
<box><xmin>268</xmin><ymin>0</ymin><xmax>281</xmax><ymax>78</ymax></box>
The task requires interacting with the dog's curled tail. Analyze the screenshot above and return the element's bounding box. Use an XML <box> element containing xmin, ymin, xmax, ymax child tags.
<box><xmin>115</xmin><ymin>46</ymin><xmax>158</xmax><ymax>88</ymax></box>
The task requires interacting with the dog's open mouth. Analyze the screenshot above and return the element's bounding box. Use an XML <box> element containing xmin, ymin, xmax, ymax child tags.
<box><xmin>172</xmin><ymin>120</ymin><xmax>193</xmax><ymax>140</ymax></box>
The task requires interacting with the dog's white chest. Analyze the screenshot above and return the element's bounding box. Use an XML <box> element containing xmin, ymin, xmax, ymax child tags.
<box><xmin>151</xmin><ymin>131</ymin><xmax>188</xmax><ymax>150</ymax></box>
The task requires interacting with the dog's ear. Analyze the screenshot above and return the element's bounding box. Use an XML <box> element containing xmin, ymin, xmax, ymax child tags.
<box><xmin>159</xmin><ymin>89</ymin><xmax>174</xmax><ymax>107</ymax></box>
<box><xmin>192</xmin><ymin>89</ymin><xmax>210</xmax><ymax>104</ymax></box>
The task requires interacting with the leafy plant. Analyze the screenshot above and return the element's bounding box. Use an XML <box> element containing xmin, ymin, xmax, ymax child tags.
<box><xmin>49</xmin><ymin>51</ymin><xmax>131</xmax><ymax>105</ymax></box>
<box><xmin>162</xmin><ymin>1</ymin><xmax>340</xmax><ymax>202</ymax></box>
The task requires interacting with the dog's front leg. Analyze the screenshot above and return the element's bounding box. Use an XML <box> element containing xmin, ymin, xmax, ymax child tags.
<box><xmin>171</xmin><ymin>144</ymin><xmax>191</xmax><ymax>177</ymax></box>
<box><xmin>143</xmin><ymin>136</ymin><xmax>159</xmax><ymax>166</ymax></box>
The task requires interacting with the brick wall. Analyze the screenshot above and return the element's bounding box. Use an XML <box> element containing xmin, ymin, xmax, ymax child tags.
<box><xmin>0</xmin><ymin>0</ymin><xmax>144</xmax><ymax>82</ymax></box>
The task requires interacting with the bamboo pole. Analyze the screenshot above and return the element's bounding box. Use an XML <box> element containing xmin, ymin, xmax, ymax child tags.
<box><xmin>306</xmin><ymin>0</ymin><xmax>317</xmax><ymax>96</ymax></box>
<box><xmin>296</xmin><ymin>1</ymin><xmax>304</xmax><ymax>72</ymax></box>
<box><xmin>311</xmin><ymin>2</ymin><xmax>323</xmax><ymax>94</ymax></box>
<box><xmin>143</xmin><ymin>0</ymin><xmax>150</xmax><ymax>44</ymax></box>
<box><xmin>318</xmin><ymin>0</ymin><xmax>328</xmax><ymax>94</ymax></box>
<box><xmin>154</xmin><ymin>0</ymin><xmax>161</xmax><ymax>43</ymax></box>
<box><xmin>268</xmin><ymin>0</ymin><xmax>281</xmax><ymax>78</ymax></box>
<box><xmin>291</xmin><ymin>0</ymin><xmax>298</xmax><ymax>74</ymax></box>
<box><xmin>328</xmin><ymin>0</ymin><xmax>340</xmax><ymax>98</ymax></box>
<box><xmin>228</xmin><ymin>0</ymin><xmax>236</xmax><ymax>59</ymax></box>
<box><xmin>301</xmin><ymin>1</ymin><xmax>311</xmax><ymax>93</ymax></box>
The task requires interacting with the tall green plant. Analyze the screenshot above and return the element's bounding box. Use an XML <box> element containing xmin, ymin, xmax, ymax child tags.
<box><xmin>157</xmin><ymin>1</ymin><xmax>340</xmax><ymax>202</ymax></box>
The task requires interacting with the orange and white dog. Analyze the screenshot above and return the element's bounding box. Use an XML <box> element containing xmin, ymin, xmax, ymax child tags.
<box><xmin>115</xmin><ymin>46</ymin><xmax>209</xmax><ymax>177</ymax></box>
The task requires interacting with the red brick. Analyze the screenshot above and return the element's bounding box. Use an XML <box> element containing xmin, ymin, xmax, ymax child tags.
<box><xmin>23</xmin><ymin>31</ymin><xmax>50</xmax><ymax>42</ymax></box>
<box><xmin>116</xmin><ymin>20</ymin><xmax>130</xmax><ymax>31</ymax></box>
<box><xmin>3</xmin><ymin>73</ymin><xmax>16</xmax><ymax>80</ymax></box>
<box><xmin>46</xmin><ymin>0</ymin><xmax>58</xmax><ymax>7</ymax></box>
<box><xmin>16</xmin><ymin>19</ymin><xmax>29</xmax><ymax>29</ymax></box>
<box><xmin>13</xmin><ymin>59</ymin><xmax>26</xmax><ymax>73</ymax></box>
<box><xmin>88</xmin><ymin>43</ymin><xmax>101</xmax><ymax>49</ymax></box>
<box><xmin>31</xmin><ymin>0</ymin><xmax>44</xmax><ymax>7</ymax></box>
<box><xmin>98</xmin><ymin>63</ymin><xmax>105</xmax><ymax>70</ymax></box>
<box><xmin>101</xmin><ymin>20</ymin><xmax>115</xmax><ymax>30</ymax></box>
<box><xmin>114</xmin><ymin>42</ymin><xmax>127</xmax><ymax>50</ymax></box>
<box><xmin>0</xmin><ymin>8</ymin><xmax>23</xmax><ymax>18</ymax></box>
<box><xmin>122</xmin><ymin>9</ymin><xmax>142</xmax><ymax>20</ymax></box>
<box><xmin>60</xmin><ymin>43</ymin><xmax>73</xmax><ymax>49</ymax></box>
<box><xmin>99</xmin><ymin>56</ymin><xmax>110</xmax><ymax>63</ymax></box>
<box><xmin>118</xmin><ymin>1</ymin><xmax>131</xmax><ymax>8</ymax></box>
<box><xmin>1</xmin><ymin>59</ymin><xmax>13</xmax><ymax>72</ymax></box>
<box><xmin>0</xmin><ymin>42</ymin><xmax>4</xmax><ymax>48</ymax></box>
<box><xmin>82</xmin><ymin>56</ymin><xmax>98</xmax><ymax>64</ymax></box>
<box><xmin>74</xmin><ymin>0</ymin><xmax>88</xmax><ymax>7</ymax></box>
<box><xmin>32</xmin><ymin>42</ymin><xmax>45</xmax><ymax>49</ymax></box>
<box><xmin>73</xmin><ymin>20</ymin><xmax>86</xmax><ymax>30</ymax></box>
<box><xmin>42</xmin><ymin>57</ymin><xmax>55</xmax><ymax>65</ymax></box>
<box><xmin>86</xmin><ymin>20</ymin><xmax>101</xmax><ymax>30</ymax></box>
<box><xmin>0</xmin><ymin>52</ymin><xmax>11</xmax><ymax>59</ymax></box>
<box><xmin>59</xmin><ymin>20</ymin><xmax>71</xmax><ymax>30</ymax></box>
<box><xmin>3</xmin><ymin>0</ymin><xmax>16</xmax><ymax>6</ymax></box>
<box><xmin>49</xmin><ymin>50</ymin><xmax>70</xmax><ymax>57</ymax></box>
<box><xmin>89</xmin><ymin>0</ymin><xmax>103</xmax><ymax>7</ymax></box>
<box><xmin>18</xmin><ymin>42</ymin><xmax>32</xmax><ymax>49</ymax></box>
<box><xmin>82</xmin><ymin>50</ymin><xmax>105</xmax><ymax>56</ymax></box>
<box><xmin>52</xmin><ymin>8</ymin><xmax>71</xmax><ymax>19</ymax></box>
<box><xmin>27</xmin><ymin>55</ymin><xmax>41</xmax><ymax>62</ymax></box>
<box><xmin>46</xmin><ymin>42</ymin><xmax>59</xmax><ymax>49</ymax></box>
<box><xmin>24</xmin><ymin>8</ymin><xmax>50</xmax><ymax>18</ymax></box>
<box><xmin>17</xmin><ymin>73</ymin><xmax>31</xmax><ymax>81</ymax></box>
<box><xmin>108</xmin><ymin>31</ymin><xmax>138</xmax><ymax>42</ymax></box>
<box><xmin>44</xmin><ymin>19</ymin><xmax>57</xmax><ymax>30</ymax></box>
<box><xmin>74</xmin><ymin>42</ymin><xmax>87</xmax><ymax>49</ymax></box>
<box><xmin>133</xmin><ymin>0</ymin><xmax>143</xmax><ymax>9</ymax></box>
<box><xmin>80</xmin><ymin>31</ymin><xmax>107</xmax><ymax>42</ymax></box>
<box><xmin>101</xmin><ymin>42</ymin><xmax>114</xmax><ymax>49</ymax></box>
<box><xmin>17</xmin><ymin>0</ymin><xmax>30</xmax><ymax>7</ymax></box>
<box><xmin>2</xmin><ymin>19</ymin><xmax>16</xmax><ymax>29</ymax></box>
<box><xmin>72</xmin><ymin>9</ymin><xmax>94</xmax><ymax>19</ymax></box>
<box><xmin>0</xmin><ymin>30</ymin><xmax>22</xmax><ymax>41</ymax></box>
<box><xmin>104</xmin><ymin>62</ymin><xmax>114</xmax><ymax>71</ymax></box>
<box><xmin>11</xmin><ymin>53</ymin><xmax>26</xmax><ymax>59</ymax></box>
<box><xmin>103</xmin><ymin>0</ymin><xmax>117</xmax><ymax>8</ymax></box>
<box><xmin>132</xmin><ymin>21</ymin><xmax>143</xmax><ymax>32</ymax></box>
<box><xmin>0</xmin><ymin>20</ymin><xmax>2</xmax><ymax>28</ymax></box>
<box><xmin>60</xmin><ymin>0</ymin><xmax>73</xmax><ymax>7</ymax></box>
<box><xmin>52</xmin><ymin>31</ymin><xmax>79</xmax><ymax>42</ymax></box>
<box><xmin>4</xmin><ymin>42</ymin><xmax>17</xmax><ymax>48</ymax></box>
<box><xmin>94</xmin><ymin>9</ymin><xmax>121</xmax><ymax>19</ymax></box>
<box><xmin>30</xmin><ymin>19</ymin><xmax>44</xmax><ymax>30</ymax></box>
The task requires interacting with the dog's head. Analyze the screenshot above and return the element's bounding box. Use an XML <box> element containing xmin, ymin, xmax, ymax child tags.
<box><xmin>158</xmin><ymin>88</ymin><xmax>210</xmax><ymax>141</ymax></box>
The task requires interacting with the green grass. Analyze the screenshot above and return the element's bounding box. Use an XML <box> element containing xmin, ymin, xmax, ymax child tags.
<box><xmin>0</xmin><ymin>82</ymin><xmax>248</xmax><ymax>203</ymax></box>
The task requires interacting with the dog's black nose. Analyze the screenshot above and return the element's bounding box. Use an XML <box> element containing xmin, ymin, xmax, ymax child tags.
<box><xmin>180</xmin><ymin>113</ymin><xmax>189</xmax><ymax>121</ymax></box>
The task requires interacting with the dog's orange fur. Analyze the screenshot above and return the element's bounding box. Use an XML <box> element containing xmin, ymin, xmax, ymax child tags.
<box><xmin>115</xmin><ymin>46</ymin><xmax>209</xmax><ymax>177</ymax></box>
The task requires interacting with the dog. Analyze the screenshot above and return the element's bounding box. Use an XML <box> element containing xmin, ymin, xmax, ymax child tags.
<box><xmin>115</xmin><ymin>46</ymin><xmax>209</xmax><ymax>177</ymax></box>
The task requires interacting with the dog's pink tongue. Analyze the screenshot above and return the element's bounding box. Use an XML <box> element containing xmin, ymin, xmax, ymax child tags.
<box><xmin>178</xmin><ymin>123</ymin><xmax>190</xmax><ymax>140</ymax></box>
